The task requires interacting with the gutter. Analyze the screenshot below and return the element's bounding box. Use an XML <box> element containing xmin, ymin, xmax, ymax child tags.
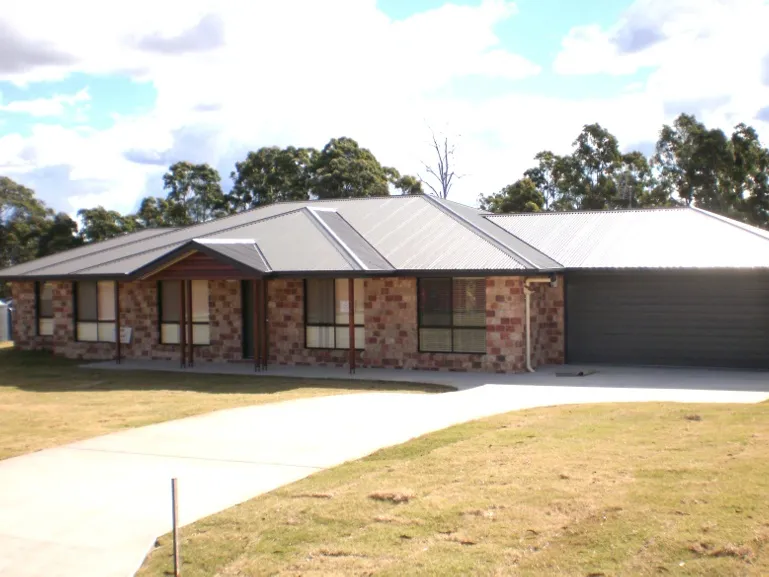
<box><xmin>523</xmin><ymin>275</ymin><xmax>558</xmax><ymax>373</ymax></box>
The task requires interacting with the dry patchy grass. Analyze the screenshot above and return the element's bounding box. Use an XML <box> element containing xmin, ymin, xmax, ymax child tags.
<box><xmin>0</xmin><ymin>349</ymin><xmax>449</xmax><ymax>460</ymax></box>
<box><xmin>140</xmin><ymin>401</ymin><xmax>769</xmax><ymax>576</ymax></box>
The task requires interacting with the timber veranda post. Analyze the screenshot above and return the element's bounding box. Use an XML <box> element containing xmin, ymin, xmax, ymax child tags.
<box><xmin>186</xmin><ymin>280</ymin><xmax>194</xmax><ymax>368</ymax></box>
<box><xmin>179</xmin><ymin>280</ymin><xmax>186</xmax><ymax>368</ymax></box>
<box><xmin>252</xmin><ymin>279</ymin><xmax>259</xmax><ymax>372</ymax></box>
<box><xmin>348</xmin><ymin>277</ymin><xmax>355</xmax><ymax>374</ymax></box>
<box><xmin>114</xmin><ymin>281</ymin><xmax>121</xmax><ymax>364</ymax></box>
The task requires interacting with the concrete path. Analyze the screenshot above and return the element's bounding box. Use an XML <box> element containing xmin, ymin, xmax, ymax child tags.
<box><xmin>1</xmin><ymin>365</ymin><xmax>768</xmax><ymax>577</ymax></box>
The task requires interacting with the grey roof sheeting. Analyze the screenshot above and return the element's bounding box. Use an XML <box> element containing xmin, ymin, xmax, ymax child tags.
<box><xmin>0</xmin><ymin>196</ymin><xmax>544</xmax><ymax>279</ymax></box>
<box><xmin>194</xmin><ymin>240</ymin><xmax>272</xmax><ymax>273</ymax></box>
<box><xmin>4</xmin><ymin>197</ymin><xmax>769</xmax><ymax>280</ymax></box>
<box><xmin>0</xmin><ymin>227</ymin><xmax>179</xmax><ymax>277</ymax></box>
<box><xmin>427</xmin><ymin>197</ymin><xmax>562</xmax><ymax>270</ymax></box>
<box><xmin>305</xmin><ymin>208</ymin><xmax>394</xmax><ymax>271</ymax></box>
<box><xmin>489</xmin><ymin>207</ymin><xmax>769</xmax><ymax>269</ymax></box>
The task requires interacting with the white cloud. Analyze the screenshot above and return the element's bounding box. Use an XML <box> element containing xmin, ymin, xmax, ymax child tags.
<box><xmin>0</xmin><ymin>88</ymin><xmax>89</xmax><ymax>117</ymax></box>
<box><xmin>551</xmin><ymin>0</ymin><xmax>769</xmax><ymax>152</ymax></box>
<box><xmin>0</xmin><ymin>0</ymin><xmax>546</xmax><ymax>211</ymax></box>
<box><xmin>0</xmin><ymin>0</ymin><xmax>768</xmax><ymax>215</ymax></box>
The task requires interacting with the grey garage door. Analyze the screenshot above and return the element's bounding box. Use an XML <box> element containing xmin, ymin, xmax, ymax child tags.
<box><xmin>566</xmin><ymin>272</ymin><xmax>769</xmax><ymax>368</ymax></box>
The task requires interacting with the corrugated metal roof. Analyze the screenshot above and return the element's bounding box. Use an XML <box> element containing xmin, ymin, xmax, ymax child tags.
<box><xmin>330</xmin><ymin>196</ymin><xmax>528</xmax><ymax>270</ymax></box>
<box><xmin>194</xmin><ymin>239</ymin><xmax>271</xmax><ymax>273</ymax></box>
<box><xmin>10</xmin><ymin>196</ymin><xmax>767</xmax><ymax>279</ymax></box>
<box><xmin>73</xmin><ymin>243</ymin><xmax>188</xmax><ymax>276</ymax></box>
<box><xmin>0</xmin><ymin>227</ymin><xmax>179</xmax><ymax>277</ymax></box>
<box><xmin>206</xmin><ymin>209</ymin><xmax>356</xmax><ymax>272</ymax></box>
<box><xmin>307</xmin><ymin>209</ymin><xmax>393</xmax><ymax>271</ymax></box>
<box><xmin>427</xmin><ymin>197</ymin><xmax>561</xmax><ymax>270</ymax></box>
<box><xmin>488</xmin><ymin>208</ymin><xmax>769</xmax><ymax>269</ymax></box>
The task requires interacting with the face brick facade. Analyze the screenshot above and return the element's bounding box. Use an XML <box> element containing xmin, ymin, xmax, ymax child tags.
<box><xmin>11</xmin><ymin>275</ymin><xmax>564</xmax><ymax>372</ymax></box>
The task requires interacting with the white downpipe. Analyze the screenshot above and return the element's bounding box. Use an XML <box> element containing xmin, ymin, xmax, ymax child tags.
<box><xmin>524</xmin><ymin>277</ymin><xmax>556</xmax><ymax>373</ymax></box>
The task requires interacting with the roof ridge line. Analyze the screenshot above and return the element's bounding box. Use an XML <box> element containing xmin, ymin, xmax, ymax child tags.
<box><xmin>422</xmin><ymin>195</ymin><xmax>538</xmax><ymax>268</ymax></box>
<box><xmin>333</xmin><ymin>211</ymin><xmax>397</xmax><ymax>270</ymax></box>
<box><xmin>72</xmin><ymin>208</ymin><xmax>308</xmax><ymax>275</ymax></box>
<box><xmin>252</xmin><ymin>241</ymin><xmax>273</xmax><ymax>272</ymax></box>
<box><xmin>690</xmin><ymin>207</ymin><xmax>769</xmax><ymax>242</ymax></box>
<box><xmin>304</xmin><ymin>207</ymin><xmax>366</xmax><ymax>270</ymax></box>
<box><xmin>481</xmin><ymin>214</ymin><xmax>565</xmax><ymax>268</ymax></box>
<box><xmin>271</xmin><ymin>195</ymin><xmax>410</xmax><ymax>206</ymax></box>
<box><xmin>488</xmin><ymin>207</ymin><xmax>688</xmax><ymax>218</ymax></box>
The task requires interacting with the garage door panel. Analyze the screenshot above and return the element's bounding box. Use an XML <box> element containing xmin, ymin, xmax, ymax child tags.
<box><xmin>566</xmin><ymin>272</ymin><xmax>769</xmax><ymax>368</ymax></box>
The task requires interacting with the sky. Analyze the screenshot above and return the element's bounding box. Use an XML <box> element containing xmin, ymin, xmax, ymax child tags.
<box><xmin>1</xmin><ymin>0</ymin><xmax>768</xmax><ymax>215</ymax></box>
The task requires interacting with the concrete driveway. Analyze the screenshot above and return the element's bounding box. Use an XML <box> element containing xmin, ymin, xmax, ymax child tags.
<box><xmin>1</xmin><ymin>365</ymin><xmax>767</xmax><ymax>577</ymax></box>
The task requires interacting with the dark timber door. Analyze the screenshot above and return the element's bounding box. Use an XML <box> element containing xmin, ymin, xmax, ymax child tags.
<box><xmin>566</xmin><ymin>272</ymin><xmax>769</xmax><ymax>368</ymax></box>
<box><xmin>242</xmin><ymin>280</ymin><xmax>254</xmax><ymax>359</ymax></box>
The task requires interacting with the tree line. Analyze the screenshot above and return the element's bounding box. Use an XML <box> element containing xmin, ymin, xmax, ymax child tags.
<box><xmin>2</xmin><ymin>114</ymin><xmax>768</xmax><ymax>298</ymax></box>
<box><xmin>480</xmin><ymin>114</ymin><xmax>769</xmax><ymax>229</ymax></box>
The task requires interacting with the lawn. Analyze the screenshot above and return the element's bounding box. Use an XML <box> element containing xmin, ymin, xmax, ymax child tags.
<box><xmin>140</xmin><ymin>401</ymin><xmax>769</xmax><ymax>576</ymax></box>
<box><xmin>0</xmin><ymin>349</ymin><xmax>449</xmax><ymax>461</ymax></box>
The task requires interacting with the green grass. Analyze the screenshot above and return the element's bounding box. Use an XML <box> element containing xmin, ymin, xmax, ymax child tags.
<box><xmin>0</xmin><ymin>349</ymin><xmax>449</xmax><ymax>460</ymax></box>
<box><xmin>139</xmin><ymin>402</ymin><xmax>769</xmax><ymax>576</ymax></box>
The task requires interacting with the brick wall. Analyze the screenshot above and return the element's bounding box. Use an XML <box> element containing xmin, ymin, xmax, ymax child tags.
<box><xmin>11</xmin><ymin>275</ymin><xmax>565</xmax><ymax>372</ymax></box>
<box><xmin>530</xmin><ymin>276</ymin><xmax>565</xmax><ymax>367</ymax></box>
<box><xmin>268</xmin><ymin>279</ymin><xmax>364</xmax><ymax>367</ymax></box>
<box><xmin>10</xmin><ymin>281</ymin><xmax>51</xmax><ymax>351</ymax></box>
<box><xmin>12</xmin><ymin>280</ymin><xmax>244</xmax><ymax>363</ymax></box>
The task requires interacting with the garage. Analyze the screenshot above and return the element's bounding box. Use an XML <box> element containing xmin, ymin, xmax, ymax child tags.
<box><xmin>566</xmin><ymin>271</ymin><xmax>769</xmax><ymax>368</ymax></box>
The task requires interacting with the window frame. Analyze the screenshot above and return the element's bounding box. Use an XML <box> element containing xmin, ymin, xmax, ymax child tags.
<box><xmin>35</xmin><ymin>281</ymin><xmax>54</xmax><ymax>337</ymax></box>
<box><xmin>304</xmin><ymin>278</ymin><xmax>364</xmax><ymax>350</ymax></box>
<box><xmin>417</xmin><ymin>277</ymin><xmax>487</xmax><ymax>354</ymax></box>
<box><xmin>73</xmin><ymin>281</ymin><xmax>116</xmax><ymax>343</ymax></box>
<box><xmin>157</xmin><ymin>280</ymin><xmax>211</xmax><ymax>346</ymax></box>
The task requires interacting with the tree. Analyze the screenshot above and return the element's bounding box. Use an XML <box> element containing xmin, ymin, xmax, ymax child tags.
<box><xmin>479</xmin><ymin>178</ymin><xmax>545</xmax><ymax>213</ymax></box>
<box><xmin>310</xmin><ymin>137</ymin><xmax>393</xmax><ymax>199</ymax></box>
<box><xmin>37</xmin><ymin>213</ymin><xmax>82</xmax><ymax>256</ymax></box>
<box><xmin>421</xmin><ymin>128</ymin><xmax>460</xmax><ymax>198</ymax></box>
<box><xmin>0</xmin><ymin>177</ymin><xmax>51</xmax><ymax>269</ymax></box>
<box><xmin>568</xmin><ymin>123</ymin><xmax>623</xmax><ymax>209</ymax></box>
<box><xmin>393</xmin><ymin>174</ymin><xmax>424</xmax><ymax>195</ymax></box>
<box><xmin>77</xmin><ymin>207</ymin><xmax>137</xmax><ymax>243</ymax></box>
<box><xmin>523</xmin><ymin>151</ymin><xmax>564</xmax><ymax>210</ymax></box>
<box><xmin>653</xmin><ymin>114</ymin><xmax>769</xmax><ymax>223</ymax></box>
<box><xmin>162</xmin><ymin>161</ymin><xmax>226</xmax><ymax>224</ymax></box>
<box><xmin>228</xmin><ymin>146</ymin><xmax>315</xmax><ymax>211</ymax></box>
<box><xmin>382</xmin><ymin>167</ymin><xmax>424</xmax><ymax>195</ymax></box>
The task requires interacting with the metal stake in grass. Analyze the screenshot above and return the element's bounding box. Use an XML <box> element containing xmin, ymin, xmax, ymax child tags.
<box><xmin>172</xmin><ymin>477</ymin><xmax>180</xmax><ymax>577</ymax></box>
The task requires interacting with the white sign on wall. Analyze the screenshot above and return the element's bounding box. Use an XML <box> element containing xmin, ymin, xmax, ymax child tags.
<box><xmin>339</xmin><ymin>300</ymin><xmax>349</xmax><ymax>314</ymax></box>
<box><xmin>116</xmin><ymin>326</ymin><xmax>133</xmax><ymax>344</ymax></box>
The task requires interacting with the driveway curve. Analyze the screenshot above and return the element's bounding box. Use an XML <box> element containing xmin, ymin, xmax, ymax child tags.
<box><xmin>1</xmin><ymin>367</ymin><xmax>767</xmax><ymax>577</ymax></box>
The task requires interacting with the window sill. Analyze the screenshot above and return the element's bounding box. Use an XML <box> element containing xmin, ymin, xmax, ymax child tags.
<box><xmin>305</xmin><ymin>347</ymin><xmax>365</xmax><ymax>352</ymax></box>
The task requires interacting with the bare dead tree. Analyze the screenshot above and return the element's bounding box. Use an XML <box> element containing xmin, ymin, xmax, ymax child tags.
<box><xmin>420</xmin><ymin>128</ymin><xmax>461</xmax><ymax>199</ymax></box>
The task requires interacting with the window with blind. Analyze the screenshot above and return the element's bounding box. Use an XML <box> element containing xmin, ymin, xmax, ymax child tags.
<box><xmin>158</xmin><ymin>280</ymin><xmax>210</xmax><ymax>345</ymax></box>
<box><xmin>36</xmin><ymin>282</ymin><xmax>54</xmax><ymax>336</ymax></box>
<box><xmin>418</xmin><ymin>277</ymin><xmax>486</xmax><ymax>353</ymax></box>
<box><xmin>305</xmin><ymin>278</ymin><xmax>364</xmax><ymax>349</ymax></box>
<box><xmin>74</xmin><ymin>281</ymin><xmax>116</xmax><ymax>342</ymax></box>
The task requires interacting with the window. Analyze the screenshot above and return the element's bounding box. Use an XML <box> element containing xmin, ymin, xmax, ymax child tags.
<box><xmin>75</xmin><ymin>281</ymin><xmax>116</xmax><ymax>342</ymax></box>
<box><xmin>305</xmin><ymin>278</ymin><xmax>364</xmax><ymax>349</ymax></box>
<box><xmin>418</xmin><ymin>278</ymin><xmax>486</xmax><ymax>353</ymax></box>
<box><xmin>36</xmin><ymin>282</ymin><xmax>54</xmax><ymax>336</ymax></box>
<box><xmin>159</xmin><ymin>280</ymin><xmax>210</xmax><ymax>345</ymax></box>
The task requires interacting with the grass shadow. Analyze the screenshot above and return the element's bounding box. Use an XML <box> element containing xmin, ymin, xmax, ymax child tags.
<box><xmin>0</xmin><ymin>349</ymin><xmax>453</xmax><ymax>395</ymax></box>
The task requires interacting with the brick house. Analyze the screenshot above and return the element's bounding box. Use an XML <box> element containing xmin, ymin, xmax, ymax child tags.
<box><xmin>3</xmin><ymin>196</ymin><xmax>769</xmax><ymax>372</ymax></box>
